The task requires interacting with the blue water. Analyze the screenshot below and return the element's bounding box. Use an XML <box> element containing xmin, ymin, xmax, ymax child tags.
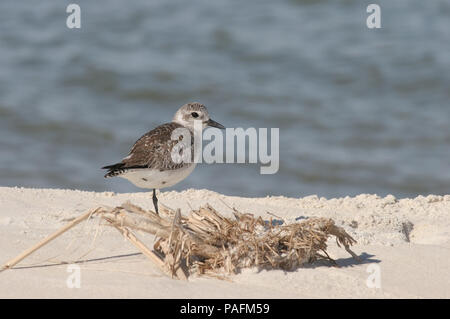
<box><xmin>1</xmin><ymin>0</ymin><xmax>449</xmax><ymax>198</ymax></box>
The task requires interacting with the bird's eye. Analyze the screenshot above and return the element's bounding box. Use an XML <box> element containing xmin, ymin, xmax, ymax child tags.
<box><xmin>191</xmin><ymin>112</ymin><xmax>199</xmax><ymax>118</ymax></box>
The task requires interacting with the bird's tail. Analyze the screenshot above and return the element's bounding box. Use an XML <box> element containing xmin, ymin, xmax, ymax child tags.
<box><xmin>101</xmin><ymin>163</ymin><xmax>126</xmax><ymax>178</ymax></box>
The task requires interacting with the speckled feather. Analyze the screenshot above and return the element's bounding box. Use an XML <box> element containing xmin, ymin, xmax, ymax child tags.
<box><xmin>103</xmin><ymin>122</ymin><xmax>194</xmax><ymax>177</ymax></box>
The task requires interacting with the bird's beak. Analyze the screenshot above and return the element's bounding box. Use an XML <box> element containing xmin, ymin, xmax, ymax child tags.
<box><xmin>206</xmin><ymin>118</ymin><xmax>225</xmax><ymax>129</ymax></box>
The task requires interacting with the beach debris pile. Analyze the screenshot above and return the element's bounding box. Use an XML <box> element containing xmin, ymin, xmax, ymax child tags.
<box><xmin>1</xmin><ymin>202</ymin><xmax>359</xmax><ymax>280</ymax></box>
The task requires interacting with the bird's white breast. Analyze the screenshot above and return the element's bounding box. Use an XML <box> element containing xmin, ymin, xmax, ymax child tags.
<box><xmin>119</xmin><ymin>163</ymin><xmax>197</xmax><ymax>189</ymax></box>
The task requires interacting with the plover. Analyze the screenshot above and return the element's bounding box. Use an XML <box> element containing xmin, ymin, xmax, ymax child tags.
<box><xmin>102</xmin><ymin>102</ymin><xmax>225</xmax><ymax>214</ymax></box>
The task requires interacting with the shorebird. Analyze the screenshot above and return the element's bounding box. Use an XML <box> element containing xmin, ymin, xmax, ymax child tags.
<box><xmin>102</xmin><ymin>102</ymin><xmax>225</xmax><ymax>215</ymax></box>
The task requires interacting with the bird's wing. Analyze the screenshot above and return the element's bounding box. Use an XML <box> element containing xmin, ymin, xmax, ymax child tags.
<box><xmin>103</xmin><ymin>122</ymin><xmax>191</xmax><ymax>177</ymax></box>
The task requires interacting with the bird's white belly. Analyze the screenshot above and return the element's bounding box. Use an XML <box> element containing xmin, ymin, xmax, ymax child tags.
<box><xmin>119</xmin><ymin>164</ymin><xmax>196</xmax><ymax>189</ymax></box>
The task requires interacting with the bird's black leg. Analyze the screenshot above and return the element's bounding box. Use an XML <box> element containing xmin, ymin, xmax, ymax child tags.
<box><xmin>152</xmin><ymin>188</ymin><xmax>159</xmax><ymax>215</ymax></box>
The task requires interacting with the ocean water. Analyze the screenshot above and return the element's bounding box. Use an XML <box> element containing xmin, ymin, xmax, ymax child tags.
<box><xmin>0</xmin><ymin>0</ymin><xmax>449</xmax><ymax>198</ymax></box>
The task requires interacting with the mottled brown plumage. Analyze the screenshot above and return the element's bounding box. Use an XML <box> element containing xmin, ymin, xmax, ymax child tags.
<box><xmin>102</xmin><ymin>122</ymin><xmax>194</xmax><ymax>177</ymax></box>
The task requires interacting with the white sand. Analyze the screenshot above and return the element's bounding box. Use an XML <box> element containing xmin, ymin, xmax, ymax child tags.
<box><xmin>0</xmin><ymin>186</ymin><xmax>449</xmax><ymax>298</ymax></box>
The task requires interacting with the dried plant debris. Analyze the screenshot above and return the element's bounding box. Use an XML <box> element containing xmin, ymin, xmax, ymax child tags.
<box><xmin>96</xmin><ymin>202</ymin><xmax>359</xmax><ymax>278</ymax></box>
<box><xmin>1</xmin><ymin>202</ymin><xmax>359</xmax><ymax>280</ymax></box>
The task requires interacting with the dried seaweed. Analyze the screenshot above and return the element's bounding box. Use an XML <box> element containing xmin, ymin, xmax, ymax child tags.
<box><xmin>1</xmin><ymin>202</ymin><xmax>359</xmax><ymax>280</ymax></box>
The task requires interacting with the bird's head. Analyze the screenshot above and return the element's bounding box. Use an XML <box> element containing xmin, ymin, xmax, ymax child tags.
<box><xmin>173</xmin><ymin>102</ymin><xmax>225</xmax><ymax>130</ymax></box>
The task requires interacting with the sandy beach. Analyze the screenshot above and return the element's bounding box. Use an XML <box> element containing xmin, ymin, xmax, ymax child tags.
<box><xmin>0</xmin><ymin>186</ymin><xmax>449</xmax><ymax>298</ymax></box>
